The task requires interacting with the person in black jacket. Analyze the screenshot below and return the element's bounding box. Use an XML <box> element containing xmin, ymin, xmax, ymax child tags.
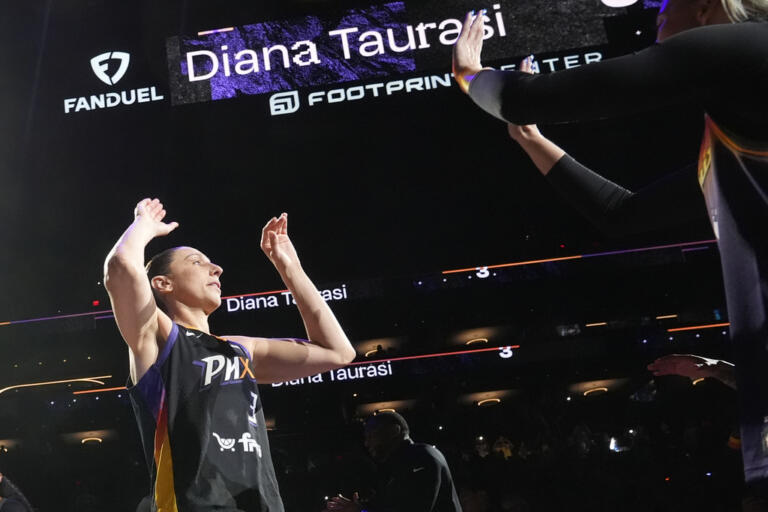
<box><xmin>0</xmin><ymin>473</ymin><xmax>33</xmax><ymax>512</ymax></box>
<box><xmin>325</xmin><ymin>412</ymin><xmax>462</xmax><ymax>512</ymax></box>
<box><xmin>453</xmin><ymin>0</ymin><xmax>768</xmax><ymax>506</ymax></box>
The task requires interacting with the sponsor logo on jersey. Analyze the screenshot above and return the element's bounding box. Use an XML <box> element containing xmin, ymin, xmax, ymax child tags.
<box><xmin>212</xmin><ymin>432</ymin><xmax>237</xmax><ymax>452</ymax></box>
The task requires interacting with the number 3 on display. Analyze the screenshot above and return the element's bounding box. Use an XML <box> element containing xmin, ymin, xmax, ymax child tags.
<box><xmin>498</xmin><ymin>346</ymin><xmax>514</xmax><ymax>359</ymax></box>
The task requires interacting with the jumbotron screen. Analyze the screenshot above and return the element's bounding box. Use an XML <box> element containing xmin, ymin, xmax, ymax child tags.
<box><xmin>0</xmin><ymin>0</ymin><xmax>704</xmax><ymax>321</ymax></box>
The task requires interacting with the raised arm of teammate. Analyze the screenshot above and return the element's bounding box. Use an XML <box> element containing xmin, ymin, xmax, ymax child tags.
<box><xmin>452</xmin><ymin>10</ymin><xmax>767</xmax><ymax>138</ymax></box>
<box><xmin>504</xmin><ymin>58</ymin><xmax>706</xmax><ymax>234</ymax></box>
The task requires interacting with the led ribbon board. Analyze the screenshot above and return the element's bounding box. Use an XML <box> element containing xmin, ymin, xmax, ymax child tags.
<box><xmin>166</xmin><ymin>0</ymin><xmax>619</xmax><ymax>106</ymax></box>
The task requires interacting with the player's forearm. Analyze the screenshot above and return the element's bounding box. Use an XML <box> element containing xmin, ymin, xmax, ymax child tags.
<box><xmin>104</xmin><ymin>220</ymin><xmax>154</xmax><ymax>283</ymax></box>
<box><xmin>513</xmin><ymin>130</ymin><xmax>565</xmax><ymax>176</ymax></box>
<box><xmin>278</xmin><ymin>264</ymin><xmax>356</xmax><ymax>363</ymax></box>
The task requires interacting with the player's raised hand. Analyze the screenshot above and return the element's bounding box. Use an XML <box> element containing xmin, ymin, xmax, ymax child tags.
<box><xmin>133</xmin><ymin>198</ymin><xmax>179</xmax><ymax>238</ymax></box>
<box><xmin>453</xmin><ymin>10</ymin><xmax>487</xmax><ymax>93</ymax></box>
<box><xmin>261</xmin><ymin>213</ymin><xmax>301</xmax><ymax>272</ymax></box>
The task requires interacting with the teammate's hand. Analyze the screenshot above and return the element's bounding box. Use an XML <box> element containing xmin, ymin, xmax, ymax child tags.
<box><xmin>261</xmin><ymin>213</ymin><xmax>301</xmax><ymax>272</ymax></box>
<box><xmin>453</xmin><ymin>10</ymin><xmax>487</xmax><ymax>93</ymax></box>
<box><xmin>324</xmin><ymin>492</ymin><xmax>361</xmax><ymax>512</ymax></box>
<box><xmin>647</xmin><ymin>354</ymin><xmax>718</xmax><ymax>380</ymax></box>
<box><xmin>133</xmin><ymin>198</ymin><xmax>179</xmax><ymax>238</ymax></box>
<box><xmin>507</xmin><ymin>56</ymin><xmax>542</xmax><ymax>143</ymax></box>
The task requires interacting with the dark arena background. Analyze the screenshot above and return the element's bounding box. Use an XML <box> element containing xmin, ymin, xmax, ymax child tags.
<box><xmin>0</xmin><ymin>1</ymin><xmax>745</xmax><ymax>511</ymax></box>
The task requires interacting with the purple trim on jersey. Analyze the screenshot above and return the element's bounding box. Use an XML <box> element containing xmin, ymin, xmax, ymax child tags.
<box><xmin>156</xmin><ymin>323</ymin><xmax>179</xmax><ymax>367</ymax></box>
<box><xmin>192</xmin><ymin>360</ymin><xmax>207</xmax><ymax>384</ymax></box>
<box><xmin>228</xmin><ymin>340</ymin><xmax>252</xmax><ymax>361</ymax></box>
<box><xmin>133</xmin><ymin>367</ymin><xmax>166</xmax><ymax>422</ymax></box>
<box><xmin>130</xmin><ymin>323</ymin><xmax>179</xmax><ymax>421</ymax></box>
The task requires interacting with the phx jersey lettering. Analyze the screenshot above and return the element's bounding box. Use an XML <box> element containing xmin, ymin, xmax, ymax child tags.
<box><xmin>128</xmin><ymin>323</ymin><xmax>284</xmax><ymax>511</ymax></box>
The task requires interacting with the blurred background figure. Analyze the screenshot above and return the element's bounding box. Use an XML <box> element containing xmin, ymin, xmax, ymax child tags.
<box><xmin>324</xmin><ymin>411</ymin><xmax>462</xmax><ymax>512</ymax></box>
<box><xmin>649</xmin><ymin>354</ymin><xmax>736</xmax><ymax>389</ymax></box>
<box><xmin>0</xmin><ymin>473</ymin><xmax>33</xmax><ymax>512</ymax></box>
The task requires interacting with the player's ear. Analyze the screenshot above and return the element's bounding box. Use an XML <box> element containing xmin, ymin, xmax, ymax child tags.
<box><xmin>695</xmin><ymin>0</ymin><xmax>724</xmax><ymax>24</ymax></box>
<box><xmin>152</xmin><ymin>275</ymin><xmax>173</xmax><ymax>293</ymax></box>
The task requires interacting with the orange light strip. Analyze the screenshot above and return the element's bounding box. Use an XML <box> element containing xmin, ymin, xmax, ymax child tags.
<box><xmin>442</xmin><ymin>255</ymin><xmax>582</xmax><ymax>275</ymax></box>
<box><xmin>585</xmin><ymin>322</ymin><xmax>607</xmax><ymax>327</ymax></box>
<box><xmin>692</xmin><ymin>378</ymin><xmax>705</xmax><ymax>386</ymax></box>
<box><xmin>477</xmin><ymin>398</ymin><xmax>501</xmax><ymax>406</ymax></box>
<box><xmin>583</xmin><ymin>387</ymin><xmax>608</xmax><ymax>396</ymax></box>
<box><xmin>667</xmin><ymin>322</ymin><xmax>730</xmax><ymax>333</ymax></box>
<box><xmin>0</xmin><ymin>322</ymin><xmax>10</xmax><ymax>326</ymax></box>
<box><xmin>655</xmin><ymin>314</ymin><xmax>678</xmax><ymax>320</ymax></box>
<box><xmin>81</xmin><ymin>437</ymin><xmax>103</xmax><ymax>444</ymax></box>
<box><xmin>0</xmin><ymin>375</ymin><xmax>111</xmax><ymax>395</ymax></box>
<box><xmin>72</xmin><ymin>386</ymin><xmax>127</xmax><ymax>396</ymax></box>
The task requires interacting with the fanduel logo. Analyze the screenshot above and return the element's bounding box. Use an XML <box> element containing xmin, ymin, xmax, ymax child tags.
<box><xmin>63</xmin><ymin>51</ymin><xmax>164</xmax><ymax>114</ymax></box>
<box><xmin>90</xmin><ymin>52</ymin><xmax>130</xmax><ymax>85</ymax></box>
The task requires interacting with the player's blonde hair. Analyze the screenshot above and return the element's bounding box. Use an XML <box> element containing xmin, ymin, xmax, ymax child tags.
<box><xmin>721</xmin><ymin>0</ymin><xmax>768</xmax><ymax>21</ymax></box>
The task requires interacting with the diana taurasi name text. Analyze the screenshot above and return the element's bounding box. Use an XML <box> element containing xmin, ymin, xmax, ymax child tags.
<box><xmin>184</xmin><ymin>5</ymin><xmax>506</xmax><ymax>82</ymax></box>
<box><xmin>226</xmin><ymin>284</ymin><xmax>348</xmax><ymax>313</ymax></box>
<box><xmin>64</xmin><ymin>87</ymin><xmax>164</xmax><ymax>114</ymax></box>
<box><xmin>271</xmin><ymin>361</ymin><xmax>394</xmax><ymax>387</ymax></box>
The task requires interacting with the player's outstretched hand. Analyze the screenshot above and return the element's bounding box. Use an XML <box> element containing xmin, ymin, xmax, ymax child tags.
<box><xmin>453</xmin><ymin>10</ymin><xmax>487</xmax><ymax>93</ymax></box>
<box><xmin>261</xmin><ymin>213</ymin><xmax>301</xmax><ymax>272</ymax></box>
<box><xmin>134</xmin><ymin>198</ymin><xmax>179</xmax><ymax>238</ymax></box>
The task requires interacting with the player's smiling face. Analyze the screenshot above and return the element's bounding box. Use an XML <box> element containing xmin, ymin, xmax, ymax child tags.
<box><xmin>166</xmin><ymin>247</ymin><xmax>223</xmax><ymax>314</ymax></box>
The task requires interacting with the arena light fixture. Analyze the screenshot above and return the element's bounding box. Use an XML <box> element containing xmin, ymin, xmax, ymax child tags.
<box><xmin>72</xmin><ymin>386</ymin><xmax>126</xmax><ymax>395</ymax></box>
<box><xmin>667</xmin><ymin>322</ymin><xmax>730</xmax><ymax>333</ymax></box>
<box><xmin>81</xmin><ymin>438</ymin><xmax>103</xmax><ymax>444</ymax></box>
<box><xmin>197</xmin><ymin>27</ymin><xmax>234</xmax><ymax>36</ymax></box>
<box><xmin>477</xmin><ymin>398</ymin><xmax>501</xmax><ymax>406</ymax></box>
<box><xmin>0</xmin><ymin>375</ymin><xmax>112</xmax><ymax>395</ymax></box>
<box><xmin>583</xmin><ymin>387</ymin><xmax>609</xmax><ymax>396</ymax></box>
